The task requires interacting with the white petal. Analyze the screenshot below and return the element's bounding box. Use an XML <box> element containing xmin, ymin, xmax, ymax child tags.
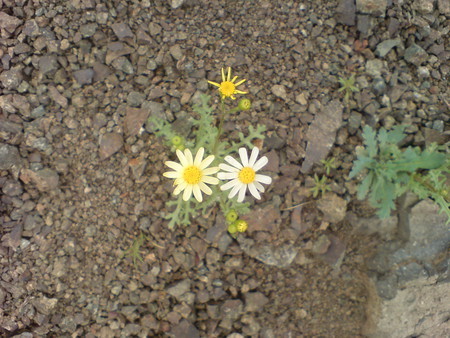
<box><xmin>217</xmin><ymin>172</ymin><xmax>238</xmax><ymax>180</ymax></box>
<box><xmin>248</xmin><ymin>183</ymin><xmax>261</xmax><ymax>199</ymax></box>
<box><xmin>254</xmin><ymin>181</ymin><xmax>265</xmax><ymax>193</ymax></box>
<box><xmin>202</xmin><ymin>166</ymin><xmax>219</xmax><ymax>176</ymax></box>
<box><xmin>163</xmin><ymin>171</ymin><xmax>180</xmax><ymax>179</ymax></box>
<box><xmin>176</xmin><ymin>149</ymin><xmax>188</xmax><ymax>167</ymax></box>
<box><xmin>229</xmin><ymin>183</ymin><xmax>241</xmax><ymax>199</ymax></box>
<box><xmin>224</xmin><ymin>155</ymin><xmax>243</xmax><ymax>169</ymax></box>
<box><xmin>182</xmin><ymin>184</ymin><xmax>193</xmax><ymax>201</ymax></box>
<box><xmin>219</xmin><ymin>163</ymin><xmax>239</xmax><ymax>173</ymax></box>
<box><xmin>248</xmin><ymin>147</ymin><xmax>260</xmax><ymax>167</ymax></box>
<box><xmin>199</xmin><ymin>182</ymin><xmax>212</xmax><ymax>195</ymax></box>
<box><xmin>221</xmin><ymin>178</ymin><xmax>240</xmax><ymax>191</ymax></box>
<box><xmin>255</xmin><ymin>174</ymin><xmax>272</xmax><ymax>185</ymax></box>
<box><xmin>237</xmin><ymin>185</ymin><xmax>247</xmax><ymax>202</ymax></box>
<box><xmin>174</xmin><ymin>182</ymin><xmax>187</xmax><ymax>195</ymax></box>
<box><xmin>184</xmin><ymin>148</ymin><xmax>193</xmax><ymax>165</ymax></box>
<box><xmin>193</xmin><ymin>185</ymin><xmax>202</xmax><ymax>202</ymax></box>
<box><xmin>194</xmin><ymin>147</ymin><xmax>204</xmax><ymax>166</ymax></box>
<box><xmin>199</xmin><ymin>154</ymin><xmax>215</xmax><ymax>170</ymax></box>
<box><xmin>202</xmin><ymin>176</ymin><xmax>219</xmax><ymax>185</ymax></box>
<box><xmin>253</xmin><ymin>156</ymin><xmax>268</xmax><ymax>171</ymax></box>
<box><xmin>165</xmin><ymin>161</ymin><xmax>183</xmax><ymax>172</ymax></box>
<box><xmin>239</xmin><ymin>148</ymin><xmax>249</xmax><ymax>167</ymax></box>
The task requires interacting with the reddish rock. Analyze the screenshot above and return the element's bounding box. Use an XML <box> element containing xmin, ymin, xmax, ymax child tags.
<box><xmin>99</xmin><ymin>133</ymin><xmax>123</xmax><ymax>160</ymax></box>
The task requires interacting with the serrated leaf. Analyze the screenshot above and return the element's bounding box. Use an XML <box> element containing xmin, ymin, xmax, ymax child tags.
<box><xmin>349</xmin><ymin>157</ymin><xmax>372</xmax><ymax>178</ymax></box>
<box><xmin>362</xmin><ymin>125</ymin><xmax>377</xmax><ymax>158</ymax></box>
<box><xmin>357</xmin><ymin>171</ymin><xmax>373</xmax><ymax>200</ymax></box>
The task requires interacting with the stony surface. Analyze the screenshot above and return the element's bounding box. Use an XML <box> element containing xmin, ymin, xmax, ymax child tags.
<box><xmin>0</xmin><ymin>0</ymin><xmax>448</xmax><ymax>337</ymax></box>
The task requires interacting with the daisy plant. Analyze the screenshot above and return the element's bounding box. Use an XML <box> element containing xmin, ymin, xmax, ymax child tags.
<box><xmin>148</xmin><ymin>67</ymin><xmax>271</xmax><ymax>231</ymax></box>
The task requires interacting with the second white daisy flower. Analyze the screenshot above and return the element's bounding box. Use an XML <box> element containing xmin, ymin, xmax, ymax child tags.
<box><xmin>218</xmin><ymin>147</ymin><xmax>272</xmax><ymax>202</ymax></box>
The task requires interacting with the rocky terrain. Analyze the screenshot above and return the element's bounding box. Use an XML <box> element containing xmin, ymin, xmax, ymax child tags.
<box><xmin>0</xmin><ymin>0</ymin><xmax>449</xmax><ymax>337</ymax></box>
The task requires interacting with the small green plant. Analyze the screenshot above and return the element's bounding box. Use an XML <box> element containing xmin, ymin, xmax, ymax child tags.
<box><xmin>321</xmin><ymin>157</ymin><xmax>337</xmax><ymax>176</ymax></box>
<box><xmin>350</xmin><ymin>125</ymin><xmax>449</xmax><ymax>222</ymax></box>
<box><xmin>148</xmin><ymin>67</ymin><xmax>273</xmax><ymax>230</ymax></box>
<box><xmin>122</xmin><ymin>232</ymin><xmax>146</xmax><ymax>266</ymax></box>
<box><xmin>338</xmin><ymin>75</ymin><xmax>359</xmax><ymax>103</ymax></box>
<box><xmin>310</xmin><ymin>174</ymin><xmax>331</xmax><ymax>198</ymax></box>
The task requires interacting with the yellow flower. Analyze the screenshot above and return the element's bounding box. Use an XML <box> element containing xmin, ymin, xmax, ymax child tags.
<box><xmin>208</xmin><ymin>67</ymin><xmax>247</xmax><ymax>100</ymax></box>
<box><xmin>163</xmin><ymin>147</ymin><xmax>219</xmax><ymax>202</ymax></box>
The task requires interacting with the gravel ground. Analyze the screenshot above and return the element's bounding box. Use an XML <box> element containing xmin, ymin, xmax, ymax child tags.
<box><xmin>0</xmin><ymin>0</ymin><xmax>449</xmax><ymax>337</ymax></box>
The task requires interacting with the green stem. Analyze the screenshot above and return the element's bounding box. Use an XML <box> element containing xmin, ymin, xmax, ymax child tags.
<box><xmin>212</xmin><ymin>100</ymin><xmax>239</xmax><ymax>156</ymax></box>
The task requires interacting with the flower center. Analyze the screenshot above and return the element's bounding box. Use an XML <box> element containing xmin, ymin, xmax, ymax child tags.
<box><xmin>220</xmin><ymin>81</ymin><xmax>236</xmax><ymax>97</ymax></box>
<box><xmin>238</xmin><ymin>167</ymin><xmax>256</xmax><ymax>184</ymax></box>
<box><xmin>183</xmin><ymin>166</ymin><xmax>202</xmax><ymax>184</ymax></box>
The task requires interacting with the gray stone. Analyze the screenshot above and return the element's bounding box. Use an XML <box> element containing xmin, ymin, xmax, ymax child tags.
<box><xmin>438</xmin><ymin>0</ymin><xmax>450</xmax><ymax>14</ymax></box>
<box><xmin>39</xmin><ymin>55</ymin><xmax>59</xmax><ymax>74</ymax></box>
<box><xmin>79</xmin><ymin>23</ymin><xmax>97</xmax><ymax>37</ymax></box>
<box><xmin>2</xmin><ymin>180</ymin><xmax>23</xmax><ymax>196</ymax></box>
<box><xmin>271</xmin><ymin>84</ymin><xmax>288</xmax><ymax>100</ymax></box>
<box><xmin>32</xmin><ymin>297</ymin><xmax>58</xmax><ymax>315</ymax></box>
<box><xmin>375</xmin><ymin>38</ymin><xmax>402</xmax><ymax>57</ymax></box>
<box><xmin>48</xmin><ymin>86</ymin><xmax>68</xmax><ymax>108</ymax></box>
<box><xmin>0</xmin><ymin>12</ymin><xmax>23</xmax><ymax>34</ymax></box>
<box><xmin>244</xmin><ymin>292</ymin><xmax>269</xmax><ymax>312</ymax></box>
<box><xmin>167</xmin><ymin>279</ymin><xmax>191</xmax><ymax>300</ymax></box>
<box><xmin>404</xmin><ymin>44</ymin><xmax>428</xmax><ymax>66</ymax></box>
<box><xmin>99</xmin><ymin>133</ymin><xmax>123</xmax><ymax>160</ymax></box>
<box><xmin>301</xmin><ymin>100</ymin><xmax>343</xmax><ymax>174</ymax></box>
<box><xmin>148</xmin><ymin>22</ymin><xmax>162</xmax><ymax>36</ymax></box>
<box><xmin>0</xmin><ymin>144</ymin><xmax>21</xmax><ymax>170</ymax></box>
<box><xmin>111</xmin><ymin>56</ymin><xmax>134</xmax><ymax>74</ymax></box>
<box><xmin>73</xmin><ymin>69</ymin><xmax>94</xmax><ymax>85</ymax></box>
<box><xmin>21</xmin><ymin>168</ymin><xmax>59</xmax><ymax>192</ymax></box>
<box><xmin>171</xmin><ymin>0</ymin><xmax>185</xmax><ymax>9</ymax></box>
<box><xmin>356</xmin><ymin>0</ymin><xmax>387</xmax><ymax>16</ymax></box>
<box><xmin>317</xmin><ymin>193</ymin><xmax>347</xmax><ymax>223</ymax></box>
<box><xmin>411</xmin><ymin>0</ymin><xmax>435</xmax><ymax>13</ymax></box>
<box><xmin>335</xmin><ymin>0</ymin><xmax>356</xmax><ymax>26</ymax></box>
<box><xmin>111</xmin><ymin>22</ymin><xmax>134</xmax><ymax>40</ymax></box>
<box><xmin>312</xmin><ymin>235</ymin><xmax>331</xmax><ymax>255</ymax></box>
<box><xmin>127</xmin><ymin>91</ymin><xmax>146</xmax><ymax>107</ymax></box>
<box><xmin>169</xmin><ymin>45</ymin><xmax>184</xmax><ymax>60</ymax></box>
<box><xmin>168</xmin><ymin>319</ymin><xmax>200</xmax><ymax>338</ymax></box>
<box><xmin>0</xmin><ymin>67</ymin><xmax>23</xmax><ymax>90</ymax></box>
<box><xmin>365</xmin><ymin>59</ymin><xmax>384</xmax><ymax>77</ymax></box>
<box><xmin>22</xmin><ymin>19</ymin><xmax>40</xmax><ymax>37</ymax></box>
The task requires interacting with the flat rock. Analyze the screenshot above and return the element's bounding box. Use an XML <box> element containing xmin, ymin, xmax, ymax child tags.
<box><xmin>166</xmin><ymin>279</ymin><xmax>191</xmax><ymax>300</ymax></box>
<box><xmin>48</xmin><ymin>86</ymin><xmax>68</xmax><ymax>108</ymax></box>
<box><xmin>301</xmin><ymin>100</ymin><xmax>343</xmax><ymax>174</ymax></box>
<box><xmin>316</xmin><ymin>192</ymin><xmax>347</xmax><ymax>223</ymax></box>
<box><xmin>271</xmin><ymin>84</ymin><xmax>288</xmax><ymax>100</ymax></box>
<box><xmin>0</xmin><ymin>12</ymin><xmax>23</xmax><ymax>34</ymax></box>
<box><xmin>375</xmin><ymin>38</ymin><xmax>402</xmax><ymax>57</ymax></box>
<box><xmin>404</xmin><ymin>44</ymin><xmax>428</xmax><ymax>66</ymax></box>
<box><xmin>356</xmin><ymin>0</ymin><xmax>387</xmax><ymax>17</ymax></box>
<box><xmin>0</xmin><ymin>67</ymin><xmax>23</xmax><ymax>90</ymax></box>
<box><xmin>111</xmin><ymin>22</ymin><xmax>134</xmax><ymax>40</ymax></box>
<box><xmin>335</xmin><ymin>0</ymin><xmax>356</xmax><ymax>26</ymax></box>
<box><xmin>243</xmin><ymin>205</ymin><xmax>280</xmax><ymax>233</ymax></box>
<box><xmin>168</xmin><ymin>319</ymin><xmax>200</xmax><ymax>338</ymax></box>
<box><xmin>0</xmin><ymin>144</ymin><xmax>21</xmax><ymax>170</ymax></box>
<box><xmin>99</xmin><ymin>133</ymin><xmax>123</xmax><ymax>160</ymax></box>
<box><xmin>244</xmin><ymin>292</ymin><xmax>269</xmax><ymax>312</ymax></box>
<box><xmin>73</xmin><ymin>69</ymin><xmax>94</xmax><ymax>85</ymax></box>
<box><xmin>20</xmin><ymin>168</ymin><xmax>59</xmax><ymax>192</ymax></box>
<box><xmin>39</xmin><ymin>55</ymin><xmax>59</xmax><ymax>74</ymax></box>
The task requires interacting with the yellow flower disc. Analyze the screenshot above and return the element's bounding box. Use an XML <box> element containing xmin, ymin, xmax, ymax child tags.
<box><xmin>219</xmin><ymin>81</ymin><xmax>236</xmax><ymax>97</ymax></box>
<box><xmin>238</xmin><ymin>167</ymin><xmax>256</xmax><ymax>184</ymax></box>
<box><xmin>236</xmin><ymin>220</ymin><xmax>248</xmax><ymax>232</ymax></box>
<box><xmin>183</xmin><ymin>166</ymin><xmax>202</xmax><ymax>184</ymax></box>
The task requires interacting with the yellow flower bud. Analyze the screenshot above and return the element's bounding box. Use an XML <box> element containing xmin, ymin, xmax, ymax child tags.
<box><xmin>235</xmin><ymin>219</ymin><xmax>248</xmax><ymax>232</ymax></box>
<box><xmin>226</xmin><ymin>210</ymin><xmax>238</xmax><ymax>223</ymax></box>
<box><xmin>238</xmin><ymin>98</ymin><xmax>251</xmax><ymax>111</ymax></box>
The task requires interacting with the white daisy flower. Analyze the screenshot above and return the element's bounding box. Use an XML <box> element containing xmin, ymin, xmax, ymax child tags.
<box><xmin>163</xmin><ymin>147</ymin><xmax>219</xmax><ymax>202</ymax></box>
<box><xmin>218</xmin><ymin>147</ymin><xmax>272</xmax><ymax>202</ymax></box>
